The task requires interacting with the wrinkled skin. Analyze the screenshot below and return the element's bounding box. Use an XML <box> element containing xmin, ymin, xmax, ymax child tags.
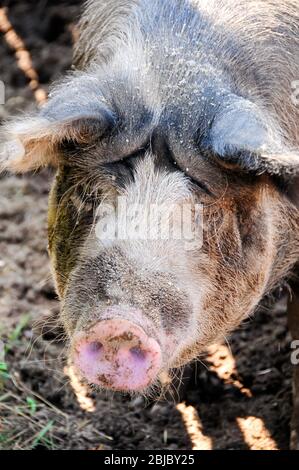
<box><xmin>48</xmin><ymin>135</ymin><xmax>298</xmax><ymax>370</ymax></box>
<box><xmin>1</xmin><ymin>0</ymin><xmax>299</xmax><ymax>446</ymax></box>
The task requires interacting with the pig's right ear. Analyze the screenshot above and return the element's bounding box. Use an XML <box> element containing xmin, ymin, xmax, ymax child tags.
<box><xmin>0</xmin><ymin>80</ymin><xmax>115</xmax><ymax>173</ymax></box>
<box><xmin>205</xmin><ymin>95</ymin><xmax>299</xmax><ymax>177</ymax></box>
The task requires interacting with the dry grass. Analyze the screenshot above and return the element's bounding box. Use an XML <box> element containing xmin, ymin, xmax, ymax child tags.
<box><xmin>0</xmin><ymin>319</ymin><xmax>67</xmax><ymax>450</ymax></box>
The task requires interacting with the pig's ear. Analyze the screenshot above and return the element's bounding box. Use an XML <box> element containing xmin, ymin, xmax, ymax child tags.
<box><xmin>207</xmin><ymin>96</ymin><xmax>299</xmax><ymax>176</ymax></box>
<box><xmin>0</xmin><ymin>77</ymin><xmax>115</xmax><ymax>173</ymax></box>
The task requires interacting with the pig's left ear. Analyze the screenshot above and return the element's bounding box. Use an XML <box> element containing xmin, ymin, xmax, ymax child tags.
<box><xmin>207</xmin><ymin>95</ymin><xmax>299</xmax><ymax>177</ymax></box>
<box><xmin>0</xmin><ymin>76</ymin><xmax>115</xmax><ymax>173</ymax></box>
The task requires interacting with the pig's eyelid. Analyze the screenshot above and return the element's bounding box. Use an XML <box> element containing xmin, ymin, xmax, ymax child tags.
<box><xmin>102</xmin><ymin>141</ymin><xmax>150</xmax><ymax>165</ymax></box>
<box><xmin>110</xmin><ymin>150</ymin><xmax>146</xmax><ymax>167</ymax></box>
<box><xmin>166</xmin><ymin>147</ymin><xmax>214</xmax><ymax>196</ymax></box>
<box><xmin>169</xmin><ymin>157</ymin><xmax>214</xmax><ymax>196</ymax></box>
<box><xmin>187</xmin><ymin>176</ymin><xmax>214</xmax><ymax>197</ymax></box>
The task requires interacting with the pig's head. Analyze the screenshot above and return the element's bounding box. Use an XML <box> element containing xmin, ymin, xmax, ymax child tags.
<box><xmin>1</xmin><ymin>69</ymin><xmax>299</xmax><ymax>393</ymax></box>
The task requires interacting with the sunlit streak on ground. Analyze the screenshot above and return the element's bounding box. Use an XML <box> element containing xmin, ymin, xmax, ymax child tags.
<box><xmin>176</xmin><ymin>402</ymin><xmax>213</xmax><ymax>450</ymax></box>
<box><xmin>207</xmin><ymin>343</ymin><xmax>279</xmax><ymax>449</ymax></box>
<box><xmin>237</xmin><ymin>416</ymin><xmax>278</xmax><ymax>450</ymax></box>
<box><xmin>64</xmin><ymin>364</ymin><xmax>96</xmax><ymax>413</ymax></box>
<box><xmin>207</xmin><ymin>343</ymin><xmax>252</xmax><ymax>397</ymax></box>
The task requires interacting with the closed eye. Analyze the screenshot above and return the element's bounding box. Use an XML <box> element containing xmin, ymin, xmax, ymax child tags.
<box><xmin>180</xmin><ymin>165</ymin><xmax>214</xmax><ymax>196</ymax></box>
<box><xmin>103</xmin><ymin>147</ymin><xmax>148</xmax><ymax>168</ymax></box>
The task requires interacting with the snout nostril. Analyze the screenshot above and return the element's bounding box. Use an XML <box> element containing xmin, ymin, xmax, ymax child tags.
<box><xmin>130</xmin><ymin>346</ymin><xmax>146</xmax><ymax>361</ymax></box>
<box><xmin>88</xmin><ymin>341</ymin><xmax>103</xmax><ymax>355</ymax></box>
<box><xmin>73</xmin><ymin>319</ymin><xmax>162</xmax><ymax>391</ymax></box>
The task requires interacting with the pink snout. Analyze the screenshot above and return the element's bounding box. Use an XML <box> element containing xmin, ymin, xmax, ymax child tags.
<box><xmin>72</xmin><ymin>319</ymin><xmax>162</xmax><ymax>391</ymax></box>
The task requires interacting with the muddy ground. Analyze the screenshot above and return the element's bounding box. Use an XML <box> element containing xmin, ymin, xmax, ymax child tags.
<box><xmin>0</xmin><ymin>0</ymin><xmax>294</xmax><ymax>450</ymax></box>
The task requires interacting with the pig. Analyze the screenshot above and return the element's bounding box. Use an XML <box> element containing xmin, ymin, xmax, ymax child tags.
<box><xmin>1</xmin><ymin>0</ymin><xmax>299</xmax><ymax>448</ymax></box>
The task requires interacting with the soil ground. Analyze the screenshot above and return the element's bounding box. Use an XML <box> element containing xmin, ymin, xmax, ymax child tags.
<box><xmin>0</xmin><ymin>0</ymin><xmax>293</xmax><ymax>450</ymax></box>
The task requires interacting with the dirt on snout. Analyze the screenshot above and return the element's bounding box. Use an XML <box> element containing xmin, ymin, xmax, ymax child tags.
<box><xmin>0</xmin><ymin>0</ymin><xmax>293</xmax><ymax>450</ymax></box>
